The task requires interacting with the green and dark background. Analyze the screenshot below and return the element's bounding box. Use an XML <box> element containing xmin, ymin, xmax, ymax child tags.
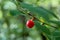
<box><xmin>0</xmin><ymin>0</ymin><xmax>60</xmax><ymax>40</ymax></box>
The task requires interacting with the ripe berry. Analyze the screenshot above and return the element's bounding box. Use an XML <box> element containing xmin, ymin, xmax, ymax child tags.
<box><xmin>26</xmin><ymin>20</ymin><xmax>34</xmax><ymax>28</ymax></box>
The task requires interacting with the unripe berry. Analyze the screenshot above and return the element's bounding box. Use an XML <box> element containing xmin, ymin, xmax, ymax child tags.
<box><xmin>26</xmin><ymin>20</ymin><xmax>34</xmax><ymax>28</ymax></box>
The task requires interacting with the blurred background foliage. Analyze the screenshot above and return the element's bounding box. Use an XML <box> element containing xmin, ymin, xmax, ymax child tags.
<box><xmin>0</xmin><ymin>0</ymin><xmax>60</xmax><ymax>40</ymax></box>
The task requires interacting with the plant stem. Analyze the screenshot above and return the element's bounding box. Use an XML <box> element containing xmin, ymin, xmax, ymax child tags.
<box><xmin>16</xmin><ymin>0</ymin><xmax>58</xmax><ymax>29</ymax></box>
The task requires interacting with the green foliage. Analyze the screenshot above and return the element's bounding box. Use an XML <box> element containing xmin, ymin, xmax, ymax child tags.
<box><xmin>0</xmin><ymin>0</ymin><xmax>60</xmax><ymax>40</ymax></box>
<box><xmin>10</xmin><ymin>10</ymin><xmax>21</xmax><ymax>16</ymax></box>
<box><xmin>20</xmin><ymin>2</ymin><xmax>58</xmax><ymax>22</ymax></box>
<box><xmin>50</xmin><ymin>21</ymin><xmax>60</xmax><ymax>27</ymax></box>
<box><xmin>35</xmin><ymin>21</ymin><xmax>51</xmax><ymax>40</ymax></box>
<box><xmin>35</xmin><ymin>21</ymin><xmax>51</xmax><ymax>35</ymax></box>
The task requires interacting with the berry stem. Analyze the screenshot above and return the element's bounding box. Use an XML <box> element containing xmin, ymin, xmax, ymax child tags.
<box><xmin>15</xmin><ymin>0</ymin><xmax>58</xmax><ymax>29</ymax></box>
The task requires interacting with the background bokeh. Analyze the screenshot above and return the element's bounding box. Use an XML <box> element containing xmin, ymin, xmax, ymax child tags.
<box><xmin>0</xmin><ymin>0</ymin><xmax>60</xmax><ymax>40</ymax></box>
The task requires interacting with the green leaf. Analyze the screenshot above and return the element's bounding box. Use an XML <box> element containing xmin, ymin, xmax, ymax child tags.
<box><xmin>35</xmin><ymin>21</ymin><xmax>51</xmax><ymax>35</ymax></box>
<box><xmin>52</xmin><ymin>30</ymin><xmax>60</xmax><ymax>36</ymax></box>
<box><xmin>35</xmin><ymin>21</ymin><xmax>51</xmax><ymax>40</ymax></box>
<box><xmin>48</xmin><ymin>30</ymin><xmax>60</xmax><ymax>40</ymax></box>
<box><xmin>55</xmin><ymin>37</ymin><xmax>60</xmax><ymax>40</ymax></box>
<box><xmin>10</xmin><ymin>10</ymin><xmax>22</xmax><ymax>16</ymax></box>
<box><xmin>20</xmin><ymin>3</ymin><xmax>58</xmax><ymax>21</ymax></box>
<box><xmin>40</xmin><ymin>7</ymin><xmax>58</xmax><ymax>19</ymax></box>
<box><xmin>50</xmin><ymin>21</ymin><xmax>60</xmax><ymax>27</ymax></box>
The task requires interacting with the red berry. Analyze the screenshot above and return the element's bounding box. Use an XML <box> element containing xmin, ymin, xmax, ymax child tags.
<box><xmin>26</xmin><ymin>20</ymin><xmax>34</xmax><ymax>28</ymax></box>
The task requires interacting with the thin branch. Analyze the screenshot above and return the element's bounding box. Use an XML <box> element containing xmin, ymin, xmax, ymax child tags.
<box><xmin>18</xmin><ymin>7</ymin><xmax>57</xmax><ymax>29</ymax></box>
<box><xmin>15</xmin><ymin>1</ymin><xmax>58</xmax><ymax>29</ymax></box>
